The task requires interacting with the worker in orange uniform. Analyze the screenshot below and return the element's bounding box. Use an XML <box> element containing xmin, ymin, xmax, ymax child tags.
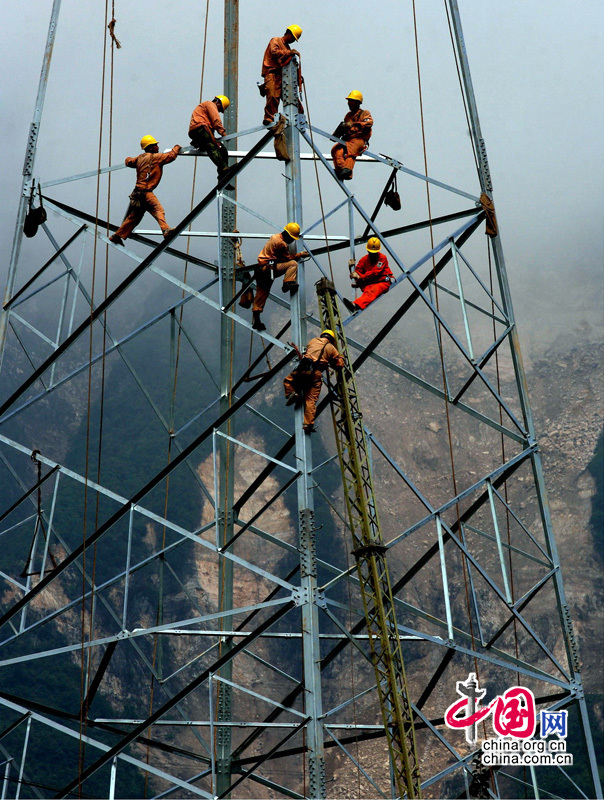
<box><xmin>260</xmin><ymin>25</ymin><xmax>302</xmax><ymax>126</ymax></box>
<box><xmin>188</xmin><ymin>95</ymin><xmax>233</xmax><ymax>186</ymax></box>
<box><xmin>331</xmin><ymin>90</ymin><xmax>373</xmax><ymax>181</ymax></box>
<box><xmin>110</xmin><ymin>135</ymin><xmax>181</xmax><ymax>246</ymax></box>
<box><xmin>283</xmin><ymin>329</ymin><xmax>345</xmax><ymax>434</ymax></box>
<box><xmin>342</xmin><ymin>237</ymin><xmax>393</xmax><ymax>313</ymax></box>
<box><xmin>252</xmin><ymin>222</ymin><xmax>309</xmax><ymax>331</ymax></box>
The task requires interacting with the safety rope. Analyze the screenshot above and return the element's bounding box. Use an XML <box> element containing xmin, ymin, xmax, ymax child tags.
<box><xmin>439</xmin><ymin>7</ymin><xmax>518</xmax><ymax>777</ymax></box>
<box><xmin>411</xmin><ymin>3</ymin><xmax>491</xmax><ymax>753</ymax></box>
<box><xmin>140</xmin><ymin>3</ymin><xmax>213</xmax><ymax>793</ymax></box>
<box><xmin>78</xmin><ymin>1</ymin><xmax>113</xmax><ymax>791</ymax></box>
<box><xmin>443</xmin><ymin>2</ymin><xmax>520</xmax><ymax>763</ymax></box>
<box><xmin>299</xmin><ymin>61</ymin><xmax>335</xmax><ymax>283</ymax></box>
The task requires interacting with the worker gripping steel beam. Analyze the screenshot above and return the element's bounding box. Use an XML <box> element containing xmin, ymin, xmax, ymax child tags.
<box><xmin>110</xmin><ymin>136</ymin><xmax>181</xmax><ymax>246</ymax></box>
<box><xmin>316</xmin><ymin>277</ymin><xmax>422</xmax><ymax>799</ymax></box>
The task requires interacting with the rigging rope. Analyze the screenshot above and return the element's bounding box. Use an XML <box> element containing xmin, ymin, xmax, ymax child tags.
<box><xmin>299</xmin><ymin>61</ymin><xmax>335</xmax><ymax>283</ymax></box>
<box><xmin>142</xmin><ymin>2</ymin><xmax>213</xmax><ymax>793</ymax></box>
<box><xmin>79</xmin><ymin>0</ymin><xmax>114</xmax><ymax>792</ymax></box>
<box><xmin>411</xmin><ymin>2</ymin><xmax>491</xmax><ymax>751</ymax></box>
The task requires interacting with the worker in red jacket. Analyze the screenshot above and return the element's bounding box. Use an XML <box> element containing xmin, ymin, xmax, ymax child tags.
<box><xmin>283</xmin><ymin>329</ymin><xmax>345</xmax><ymax>434</ymax></box>
<box><xmin>342</xmin><ymin>237</ymin><xmax>393</xmax><ymax>312</ymax></box>
<box><xmin>110</xmin><ymin>135</ymin><xmax>180</xmax><ymax>246</ymax></box>
<box><xmin>252</xmin><ymin>222</ymin><xmax>309</xmax><ymax>331</ymax></box>
<box><xmin>260</xmin><ymin>25</ymin><xmax>302</xmax><ymax>125</ymax></box>
<box><xmin>188</xmin><ymin>95</ymin><xmax>232</xmax><ymax>185</ymax></box>
<box><xmin>331</xmin><ymin>90</ymin><xmax>373</xmax><ymax>181</ymax></box>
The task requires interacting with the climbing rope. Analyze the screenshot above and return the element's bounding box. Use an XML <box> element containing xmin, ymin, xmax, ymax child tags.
<box><xmin>78</xmin><ymin>0</ymin><xmax>114</xmax><ymax>789</ymax></box>
<box><xmin>143</xmin><ymin>2</ymin><xmax>212</xmax><ymax>793</ymax></box>
<box><xmin>411</xmin><ymin>2</ymin><xmax>492</xmax><ymax>753</ymax></box>
<box><xmin>299</xmin><ymin>61</ymin><xmax>335</xmax><ymax>283</ymax></box>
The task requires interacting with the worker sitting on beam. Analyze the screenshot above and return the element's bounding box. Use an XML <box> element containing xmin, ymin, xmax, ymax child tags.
<box><xmin>342</xmin><ymin>237</ymin><xmax>393</xmax><ymax>313</ymax></box>
<box><xmin>331</xmin><ymin>90</ymin><xmax>373</xmax><ymax>181</ymax></box>
<box><xmin>188</xmin><ymin>95</ymin><xmax>234</xmax><ymax>188</ymax></box>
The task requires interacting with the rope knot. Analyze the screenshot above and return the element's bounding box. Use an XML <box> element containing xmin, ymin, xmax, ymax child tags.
<box><xmin>108</xmin><ymin>18</ymin><xmax>122</xmax><ymax>49</ymax></box>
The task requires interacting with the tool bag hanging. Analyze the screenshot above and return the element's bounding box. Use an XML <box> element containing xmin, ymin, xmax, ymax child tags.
<box><xmin>239</xmin><ymin>273</ymin><xmax>254</xmax><ymax>309</ymax></box>
<box><xmin>384</xmin><ymin>173</ymin><xmax>401</xmax><ymax>211</ymax></box>
<box><xmin>23</xmin><ymin>184</ymin><xmax>47</xmax><ymax>238</ymax></box>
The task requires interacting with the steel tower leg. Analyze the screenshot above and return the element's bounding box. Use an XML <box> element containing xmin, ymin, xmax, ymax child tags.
<box><xmin>448</xmin><ymin>3</ymin><xmax>602</xmax><ymax>796</ymax></box>
<box><xmin>283</xmin><ymin>59</ymin><xmax>327</xmax><ymax>799</ymax></box>
<box><xmin>215</xmin><ymin>1</ymin><xmax>239</xmax><ymax>796</ymax></box>
<box><xmin>0</xmin><ymin>0</ymin><xmax>62</xmax><ymax>372</ymax></box>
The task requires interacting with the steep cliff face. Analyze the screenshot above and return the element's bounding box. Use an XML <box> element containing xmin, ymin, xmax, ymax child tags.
<box><xmin>527</xmin><ymin>343</ymin><xmax>603</xmax><ymax>690</ymax></box>
<box><xmin>353</xmin><ymin>339</ymin><xmax>604</xmax><ymax>684</ymax></box>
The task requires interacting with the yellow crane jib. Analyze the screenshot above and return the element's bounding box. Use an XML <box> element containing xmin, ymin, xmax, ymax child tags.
<box><xmin>315</xmin><ymin>277</ymin><xmax>422</xmax><ymax>799</ymax></box>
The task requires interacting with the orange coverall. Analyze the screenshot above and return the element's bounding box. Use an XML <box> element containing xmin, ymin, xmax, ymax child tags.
<box><xmin>331</xmin><ymin>108</ymin><xmax>373</xmax><ymax>176</ymax></box>
<box><xmin>188</xmin><ymin>101</ymin><xmax>228</xmax><ymax>175</ymax></box>
<box><xmin>261</xmin><ymin>37</ymin><xmax>297</xmax><ymax>124</ymax></box>
<box><xmin>114</xmin><ymin>146</ymin><xmax>181</xmax><ymax>240</ymax></box>
<box><xmin>352</xmin><ymin>252</ymin><xmax>393</xmax><ymax>310</ymax></box>
<box><xmin>189</xmin><ymin>101</ymin><xmax>226</xmax><ymax>140</ymax></box>
<box><xmin>253</xmin><ymin>233</ymin><xmax>299</xmax><ymax>312</ymax></box>
<box><xmin>283</xmin><ymin>335</ymin><xmax>345</xmax><ymax>428</ymax></box>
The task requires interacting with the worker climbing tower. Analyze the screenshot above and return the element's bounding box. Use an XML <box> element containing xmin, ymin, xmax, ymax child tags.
<box><xmin>0</xmin><ymin>2</ymin><xmax>600</xmax><ymax>799</ymax></box>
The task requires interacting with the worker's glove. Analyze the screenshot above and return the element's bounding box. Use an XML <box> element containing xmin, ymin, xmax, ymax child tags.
<box><xmin>350</xmin><ymin>271</ymin><xmax>360</xmax><ymax>280</ymax></box>
<box><xmin>296</xmin><ymin>250</ymin><xmax>310</xmax><ymax>260</ymax></box>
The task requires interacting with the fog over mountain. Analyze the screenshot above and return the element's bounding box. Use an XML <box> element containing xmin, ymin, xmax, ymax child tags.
<box><xmin>2</xmin><ymin>0</ymin><xmax>603</xmax><ymax>356</ymax></box>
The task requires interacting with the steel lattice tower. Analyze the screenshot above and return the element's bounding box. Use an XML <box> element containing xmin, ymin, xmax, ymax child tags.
<box><xmin>0</xmin><ymin>2</ymin><xmax>600</xmax><ymax>799</ymax></box>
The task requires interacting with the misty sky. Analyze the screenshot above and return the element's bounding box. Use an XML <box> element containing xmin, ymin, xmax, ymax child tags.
<box><xmin>2</xmin><ymin>0</ymin><xmax>603</xmax><ymax>357</ymax></box>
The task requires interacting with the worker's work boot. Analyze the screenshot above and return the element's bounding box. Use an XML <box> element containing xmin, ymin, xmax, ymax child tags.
<box><xmin>252</xmin><ymin>311</ymin><xmax>267</xmax><ymax>332</ymax></box>
<box><xmin>218</xmin><ymin>169</ymin><xmax>235</xmax><ymax>191</ymax></box>
<box><xmin>335</xmin><ymin>167</ymin><xmax>353</xmax><ymax>181</ymax></box>
<box><xmin>163</xmin><ymin>228</ymin><xmax>175</xmax><ymax>238</ymax></box>
<box><xmin>282</xmin><ymin>282</ymin><xmax>298</xmax><ymax>294</ymax></box>
<box><xmin>342</xmin><ymin>297</ymin><xmax>357</xmax><ymax>313</ymax></box>
<box><xmin>285</xmin><ymin>392</ymin><xmax>300</xmax><ymax>406</ymax></box>
<box><xmin>303</xmin><ymin>424</ymin><xmax>316</xmax><ymax>435</ymax></box>
<box><xmin>109</xmin><ymin>234</ymin><xmax>124</xmax><ymax>246</ymax></box>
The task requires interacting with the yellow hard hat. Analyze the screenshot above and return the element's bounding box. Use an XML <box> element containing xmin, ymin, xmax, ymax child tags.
<box><xmin>321</xmin><ymin>329</ymin><xmax>336</xmax><ymax>341</ymax></box>
<box><xmin>140</xmin><ymin>134</ymin><xmax>159</xmax><ymax>150</ymax></box>
<box><xmin>366</xmin><ymin>236</ymin><xmax>381</xmax><ymax>252</ymax></box>
<box><xmin>215</xmin><ymin>95</ymin><xmax>230</xmax><ymax>111</ymax></box>
<box><xmin>346</xmin><ymin>90</ymin><xmax>363</xmax><ymax>103</ymax></box>
<box><xmin>286</xmin><ymin>24</ymin><xmax>302</xmax><ymax>41</ymax></box>
<box><xmin>283</xmin><ymin>222</ymin><xmax>301</xmax><ymax>240</ymax></box>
